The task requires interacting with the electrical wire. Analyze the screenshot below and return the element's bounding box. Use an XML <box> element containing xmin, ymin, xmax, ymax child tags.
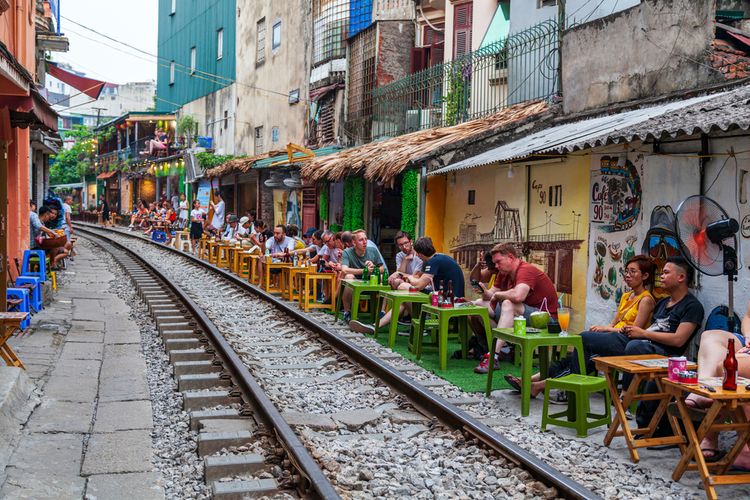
<box><xmin>61</xmin><ymin>15</ymin><xmax>308</xmax><ymax>102</ymax></box>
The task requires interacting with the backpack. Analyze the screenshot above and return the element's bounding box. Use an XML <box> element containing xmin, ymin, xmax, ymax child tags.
<box><xmin>704</xmin><ymin>305</ymin><xmax>741</xmax><ymax>334</ymax></box>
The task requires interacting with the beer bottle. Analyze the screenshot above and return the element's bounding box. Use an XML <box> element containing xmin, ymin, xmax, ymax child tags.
<box><xmin>373</xmin><ymin>266</ymin><xmax>380</xmax><ymax>285</ymax></box>
<box><xmin>382</xmin><ymin>268</ymin><xmax>389</xmax><ymax>286</ymax></box>
<box><xmin>362</xmin><ymin>265</ymin><xmax>370</xmax><ymax>282</ymax></box>
<box><xmin>447</xmin><ymin>280</ymin><xmax>454</xmax><ymax>307</ymax></box>
<box><xmin>284</xmin><ymin>248</ymin><xmax>290</xmax><ymax>263</ymax></box>
<box><xmin>723</xmin><ymin>338</ymin><xmax>738</xmax><ymax>391</ymax></box>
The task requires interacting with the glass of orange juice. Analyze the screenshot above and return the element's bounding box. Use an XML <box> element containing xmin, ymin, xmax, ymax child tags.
<box><xmin>558</xmin><ymin>307</ymin><xmax>571</xmax><ymax>336</ymax></box>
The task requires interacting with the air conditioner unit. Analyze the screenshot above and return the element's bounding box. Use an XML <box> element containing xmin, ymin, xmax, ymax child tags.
<box><xmin>405</xmin><ymin>109</ymin><xmax>432</xmax><ymax>132</ymax></box>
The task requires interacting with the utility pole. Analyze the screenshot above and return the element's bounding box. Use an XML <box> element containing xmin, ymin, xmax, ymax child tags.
<box><xmin>92</xmin><ymin>107</ymin><xmax>106</xmax><ymax>127</ymax></box>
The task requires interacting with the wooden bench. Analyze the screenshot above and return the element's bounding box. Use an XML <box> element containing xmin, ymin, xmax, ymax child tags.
<box><xmin>0</xmin><ymin>312</ymin><xmax>29</xmax><ymax>368</ymax></box>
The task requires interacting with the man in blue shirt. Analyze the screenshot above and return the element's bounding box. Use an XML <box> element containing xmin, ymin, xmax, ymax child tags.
<box><xmin>350</xmin><ymin>236</ymin><xmax>464</xmax><ymax>334</ymax></box>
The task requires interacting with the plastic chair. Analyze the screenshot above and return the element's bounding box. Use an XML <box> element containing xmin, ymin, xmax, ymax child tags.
<box><xmin>7</xmin><ymin>289</ymin><xmax>31</xmax><ymax>329</ymax></box>
<box><xmin>173</xmin><ymin>231</ymin><xmax>192</xmax><ymax>252</ymax></box>
<box><xmin>21</xmin><ymin>249</ymin><xmax>47</xmax><ymax>281</ymax></box>
<box><xmin>14</xmin><ymin>276</ymin><xmax>42</xmax><ymax>312</ymax></box>
<box><xmin>541</xmin><ymin>374</ymin><xmax>611</xmax><ymax>437</ymax></box>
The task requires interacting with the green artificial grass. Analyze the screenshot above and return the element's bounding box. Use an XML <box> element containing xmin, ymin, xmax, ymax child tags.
<box><xmin>371</xmin><ymin>326</ymin><xmax>522</xmax><ymax>393</ymax></box>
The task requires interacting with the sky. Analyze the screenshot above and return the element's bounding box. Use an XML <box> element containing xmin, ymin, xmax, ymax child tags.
<box><xmin>52</xmin><ymin>0</ymin><xmax>159</xmax><ymax>84</ymax></box>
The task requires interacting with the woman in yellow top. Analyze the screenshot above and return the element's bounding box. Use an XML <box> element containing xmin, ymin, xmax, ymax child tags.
<box><xmin>590</xmin><ymin>255</ymin><xmax>656</xmax><ymax>332</ymax></box>
<box><xmin>506</xmin><ymin>255</ymin><xmax>656</xmax><ymax>396</ymax></box>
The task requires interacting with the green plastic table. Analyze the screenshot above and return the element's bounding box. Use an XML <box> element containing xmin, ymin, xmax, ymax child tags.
<box><xmin>415</xmin><ymin>304</ymin><xmax>493</xmax><ymax>370</ymax></box>
<box><xmin>334</xmin><ymin>279</ymin><xmax>390</xmax><ymax>323</ymax></box>
<box><xmin>486</xmin><ymin>328</ymin><xmax>585</xmax><ymax>417</ymax></box>
<box><xmin>373</xmin><ymin>290</ymin><xmax>430</xmax><ymax>348</ymax></box>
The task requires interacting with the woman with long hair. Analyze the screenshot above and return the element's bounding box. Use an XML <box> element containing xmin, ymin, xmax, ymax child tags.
<box><xmin>189</xmin><ymin>199</ymin><xmax>205</xmax><ymax>250</ymax></box>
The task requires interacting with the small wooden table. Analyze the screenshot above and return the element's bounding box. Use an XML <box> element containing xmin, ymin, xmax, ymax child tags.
<box><xmin>487</xmin><ymin>328</ymin><xmax>586</xmax><ymax>416</ymax></box>
<box><xmin>664</xmin><ymin>379</ymin><xmax>750</xmax><ymax>500</ymax></box>
<box><xmin>262</xmin><ymin>260</ymin><xmax>292</xmax><ymax>294</ymax></box>
<box><xmin>0</xmin><ymin>312</ymin><xmax>29</xmax><ymax>368</ymax></box>
<box><xmin>282</xmin><ymin>265</ymin><xmax>312</xmax><ymax>301</ymax></box>
<box><xmin>594</xmin><ymin>354</ymin><xmax>695</xmax><ymax>463</ymax></box>
<box><xmin>334</xmin><ymin>279</ymin><xmax>389</xmax><ymax>323</ymax></box>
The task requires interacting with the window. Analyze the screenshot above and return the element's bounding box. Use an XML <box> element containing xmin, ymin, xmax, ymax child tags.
<box><xmin>217</xmin><ymin>29</ymin><xmax>224</xmax><ymax>60</ymax></box>
<box><xmin>223</xmin><ymin>110</ymin><xmax>228</xmax><ymax>129</ymax></box>
<box><xmin>271</xmin><ymin>127</ymin><xmax>279</xmax><ymax>144</ymax></box>
<box><xmin>169</xmin><ymin>61</ymin><xmax>175</xmax><ymax>84</ymax></box>
<box><xmin>538</xmin><ymin>0</ymin><xmax>557</xmax><ymax>7</ymax></box>
<box><xmin>468</xmin><ymin>190</ymin><xmax>476</xmax><ymax>205</ymax></box>
<box><xmin>256</xmin><ymin>18</ymin><xmax>266</xmax><ymax>65</ymax></box>
<box><xmin>190</xmin><ymin>47</ymin><xmax>196</xmax><ymax>74</ymax></box>
<box><xmin>272</xmin><ymin>20</ymin><xmax>281</xmax><ymax>50</ymax></box>
<box><xmin>254</xmin><ymin>126</ymin><xmax>264</xmax><ymax>154</ymax></box>
<box><xmin>453</xmin><ymin>2</ymin><xmax>473</xmax><ymax>58</ymax></box>
<box><xmin>170</xmin><ymin>0</ymin><xmax>176</xmax><ymax>15</ymax></box>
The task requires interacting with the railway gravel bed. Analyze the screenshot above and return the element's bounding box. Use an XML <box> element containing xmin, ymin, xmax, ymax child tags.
<box><xmin>86</xmin><ymin>228</ymin><xmax>705</xmax><ymax>499</ymax></box>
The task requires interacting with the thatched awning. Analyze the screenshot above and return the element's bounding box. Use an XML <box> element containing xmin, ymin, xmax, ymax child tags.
<box><xmin>299</xmin><ymin>100</ymin><xmax>549</xmax><ymax>184</ymax></box>
<box><xmin>205</xmin><ymin>150</ymin><xmax>286</xmax><ymax>178</ymax></box>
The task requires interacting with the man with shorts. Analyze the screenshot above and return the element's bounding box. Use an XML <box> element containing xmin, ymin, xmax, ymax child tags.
<box><xmin>472</xmin><ymin>243</ymin><xmax>558</xmax><ymax>373</ymax></box>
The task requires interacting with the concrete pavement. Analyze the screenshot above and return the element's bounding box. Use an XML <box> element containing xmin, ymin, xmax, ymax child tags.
<box><xmin>0</xmin><ymin>244</ymin><xmax>164</xmax><ymax>499</ymax></box>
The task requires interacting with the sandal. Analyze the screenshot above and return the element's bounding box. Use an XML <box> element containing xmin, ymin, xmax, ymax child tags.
<box><xmin>504</xmin><ymin>374</ymin><xmax>522</xmax><ymax>393</ymax></box>
<box><xmin>702</xmin><ymin>448</ymin><xmax>725</xmax><ymax>463</ymax></box>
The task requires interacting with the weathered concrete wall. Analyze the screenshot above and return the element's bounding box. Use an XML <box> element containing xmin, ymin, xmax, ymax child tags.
<box><xmin>179</xmin><ymin>84</ymin><xmax>236</xmax><ymax>155</ymax></box>
<box><xmin>510</xmin><ymin>0</ymin><xmax>641</xmax><ymax>33</ymax></box>
<box><xmin>376</xmin><ymin>21</ymin><xmax>414</xmax><ymax>87</ymax></box>
<box><xmin>235</xmin><ymin>0</ymin><xmax>310</xmax><ymax>154</ymax></box>
<box><xmin>585</xmin><ymin>133</ymin><xmax>750</xmax><ymax>338</ymax></box>
<box><xmin>562</xmin><ymin>0</ymin><xmax>718</xmax><ymax>113</ymax></box>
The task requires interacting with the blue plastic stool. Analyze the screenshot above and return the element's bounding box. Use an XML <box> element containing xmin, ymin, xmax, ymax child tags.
<box><xmin>151</xmin><ymin>231</ymin><xmax>167</xmax><ymax>243</ymax></box>
<box><xmin>15</xmin><ymin>276</ymin><xmax>42</xmax><ymax>312</ymax></box>
<box><xmin>7</xmin><ymin>289</ymin><xmax>31</xmax><ymax>329</ymax></box>
<box><xmin>21</xmin><ymin>249</ymin><xmax>47</xmax><ymax>280</ymax></box>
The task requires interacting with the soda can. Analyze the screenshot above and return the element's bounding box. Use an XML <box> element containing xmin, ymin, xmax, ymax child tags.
<box><xmin>668</xmin><ymin>356</ymin><xmax>687</xmax><ymax>381</ymax></box>
<box><xmin>513</xmin><ymin>316</ymin><xmax>526</xmax><ymax>336</ymax></box>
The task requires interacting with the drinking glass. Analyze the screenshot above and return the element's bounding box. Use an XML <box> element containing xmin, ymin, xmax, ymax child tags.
<box><xmin>558</xmin><ymin>307</ymin><xmax>571</xmax><ymax>337</ymax></box>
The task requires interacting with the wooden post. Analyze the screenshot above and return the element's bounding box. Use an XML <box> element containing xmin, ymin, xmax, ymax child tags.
<box><xmin>0</xmin><ymin>142</ymin><xmax>7</xmax><ymax>311</ymax></box>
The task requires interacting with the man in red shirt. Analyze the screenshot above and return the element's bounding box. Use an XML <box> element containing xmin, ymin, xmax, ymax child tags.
<box><xmin>472</xmin><ymin>243</ymin><xmax>558</xmax><ymax>373</ymax></box>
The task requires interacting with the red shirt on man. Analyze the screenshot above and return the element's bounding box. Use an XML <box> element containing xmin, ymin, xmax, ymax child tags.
<box><xmin>495</xmin><ymin>261</ymin><xmax>558</xmax><ymax>315</ymax></box>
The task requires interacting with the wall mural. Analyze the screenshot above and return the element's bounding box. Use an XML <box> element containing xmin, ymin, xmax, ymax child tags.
<box><xmin>586</xmin><ymin>153</ymin><xmax>701</xmax><ymax>327</ymax></box>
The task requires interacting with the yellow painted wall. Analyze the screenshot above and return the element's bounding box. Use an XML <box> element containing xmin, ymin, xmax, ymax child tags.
<box><xmin>425</xmin><ymin>175</ymin><xmax>447</xmax><ymax>252</ymax></box>
<box><xmin>442</xmin><ymin>164</ymin><xmax>528</xmax><ymax>254</ymax></box>
<box><xmin>527</xmin><ymin>156</ymin><xmax>590</xmax><ymax>332</ymax></box>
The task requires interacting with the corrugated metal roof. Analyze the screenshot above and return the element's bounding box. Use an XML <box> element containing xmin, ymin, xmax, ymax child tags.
<box><xmin>430</xmin><ymin>85</ymin><xmax>750</xmax><ymax>175</ymax></box>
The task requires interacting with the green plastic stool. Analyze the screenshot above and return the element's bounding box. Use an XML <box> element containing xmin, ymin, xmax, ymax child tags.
<box><xmin>541</xmin><ymin>374</ymin><xmax>611</xmax><ymax>437</ymax></box>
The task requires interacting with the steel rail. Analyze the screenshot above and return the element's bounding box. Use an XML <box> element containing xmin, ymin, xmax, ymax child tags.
<box><xmin>77</xmin><ymin>227</ymin><xmax>341</xmax><ymax>500</ymax></box>
<box><xmin>77</xmin><ymin>223</ymin><xmax>600</xmax><ymax>500</ymax></box>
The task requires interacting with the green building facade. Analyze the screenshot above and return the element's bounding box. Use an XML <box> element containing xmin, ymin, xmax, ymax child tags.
<box><xmin>156</xmin><ymin>0</ymin><xmax>236</xmax><ymax>111</ymax></box>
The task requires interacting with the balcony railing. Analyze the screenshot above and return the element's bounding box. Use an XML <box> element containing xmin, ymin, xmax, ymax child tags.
<box><xmin>372</xmin><ymin>20</ymin><xmax>559</xmax><ymax>139</ymax></box>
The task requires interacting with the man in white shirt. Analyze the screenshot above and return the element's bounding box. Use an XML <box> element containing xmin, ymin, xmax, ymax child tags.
<box><xmin>389</xmin><ymin>231</ymin><xmax>423</xmax><ymax>289</ymax></box>
<box><xmin>207</xmin><ymin>191</ymin><xmax>225</xmax><ymax>235</ymax></box>
<box><xmin>222</xmin><ymin>215</ymin><xmax>240</xmax><ymax>239</ymax></box>
<box><xmin>258</xmin><ymin>225</ymin><xmax>295</xmax><ymax>285</ymax></box>
<box><xmin>237</xmin><ymin>216</ymin><xmax>252</xmax><ymax>237</ymax></box>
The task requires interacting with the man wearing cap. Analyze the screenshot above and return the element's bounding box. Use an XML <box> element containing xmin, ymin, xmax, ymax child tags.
<box><xmin>222</xmin><ymin>215</ymin><xmax>240</xmax><ymax>239</ymax></box>
<box><xmin>298</xmin><ymin>228</ymin><xmax>321</xmax><ymax>257</ymax></box>
<box><xmin>237</xmin><ymin>216</ymin><xmax>252</xmax><ymax>237</ymax></box>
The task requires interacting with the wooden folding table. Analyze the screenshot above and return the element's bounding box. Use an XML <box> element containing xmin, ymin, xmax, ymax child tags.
<box><xmin>0</xmin><ymin>312</ymin><xmax>29</xmax><ymax>369</ymax></box>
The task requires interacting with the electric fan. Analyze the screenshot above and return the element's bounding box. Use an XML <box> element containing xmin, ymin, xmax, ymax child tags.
<box><xmin>674</xmin><ymin>195</ymin><xmax>740</xmax><ymax>330</ymax></box>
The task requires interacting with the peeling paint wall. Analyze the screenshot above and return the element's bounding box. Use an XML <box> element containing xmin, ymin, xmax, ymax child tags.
<box><xmin>179</xmin><ymin>84</ymin><xmax>237</xmax><ymax>155</ymax></box>
<box><xmin>235</xmin><ymin>0</ymin><xmax>311</xmax><ymax>155</ymax></box>
<box><xmin>562</xmin><ymin>0</ymin><xmax>719</xmax><ymax>113</ymax></box>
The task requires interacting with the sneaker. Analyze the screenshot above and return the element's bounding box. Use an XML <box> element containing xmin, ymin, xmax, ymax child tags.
<box><xmin>548</xmin><ymin>389</ymin><xmax>568</xmax><ymax>405</ymax></box>
<box><xmin>397</xmin><ymin>316</ymin><xmax>412</xmax><ymax>327</ymax></box>
<box><xmin>474</xmin><ymin>353</ymin><xmax>501</xmax><ymax>374</ymax></box>
<box><xmin>625</xmin><ymin>408</ymin><xmax>634</xmax><ymax>420</ymax></box>
<box><xmin>349</xmin><ymin>320</ymin><xmax>375</xmax><ymax>335</ymax></box>
<box><xmin>342</xmin><ymin>311</ymin><xmax>351</xmax><ymax>324</ymax></box>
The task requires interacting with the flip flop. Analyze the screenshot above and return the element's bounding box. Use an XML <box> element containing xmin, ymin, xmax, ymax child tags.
<box><xmin>701</xmin><ymin>448</ymin><xmax>725</xmax><ymax>463</ymax></box>
<box><xmin>504</xmin><ymin>374</ymin><xmax>522</xmax><ymax>393</ymax></box>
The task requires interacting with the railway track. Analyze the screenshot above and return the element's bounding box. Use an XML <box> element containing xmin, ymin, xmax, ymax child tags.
<box><xmin>77</xmin><ymin>223</ymin><xmax>599</xmax><ymax>499</ymax></box>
